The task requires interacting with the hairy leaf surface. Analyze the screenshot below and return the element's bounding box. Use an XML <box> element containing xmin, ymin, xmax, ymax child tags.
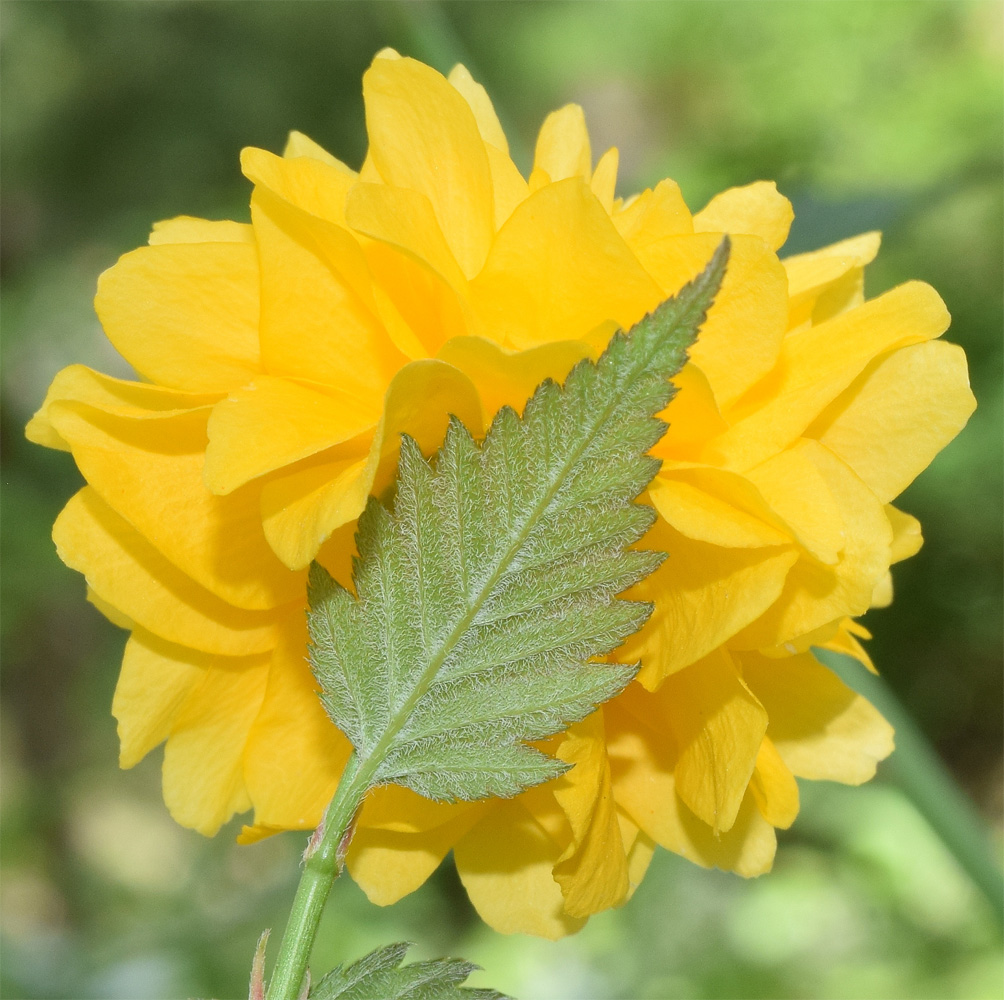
<box><xmin>308</xmin><ymin>238</ymin><xmax>730</xmax><ymax>801</ymax></box>
<box><xmin>309</xmin><ymin>942</ymin><xmax>506</xmax><ymax>1000</ymax></box>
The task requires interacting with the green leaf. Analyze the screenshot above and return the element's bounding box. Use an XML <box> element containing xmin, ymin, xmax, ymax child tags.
<box><xmin>308</xmin><ymin>237</ymin><xmax>730</xmax><ymax>802</ymax></box>
<box><xmin>309</xmin><ymin>942</ymin><xmax>507</xmax><ymax>1000</ymax></box>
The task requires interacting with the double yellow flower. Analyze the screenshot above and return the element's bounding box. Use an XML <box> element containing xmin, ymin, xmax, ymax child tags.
<box><xmin>28</xmin><ymin>50</ymin><xmax>974</xmax><ymax>937</ymax></box>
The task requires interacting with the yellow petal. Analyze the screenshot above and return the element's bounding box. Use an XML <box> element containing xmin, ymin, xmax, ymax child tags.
<box><xmin>659</xmin><ymin>650</ymin><xmax>768</xmax><ymax>834</ymax></box>
<box><xmin>349</xmin><ymin>808</ymin><xmax>485</xmax><ymax>906</ymax></box>
<box><xmin>471</xmin><ymin>177</ymin><xmax>662</xmax><ymax>350</ymax></box>
<box><xmin>634</xmin><ymin>233</ymin><xmax>788</xmax><ymax>410</ymax></box>
<box><xmin>364</xmin><ymin>54</ymin><xmax>494</xmax><ymax>278</ymax></box>
<box><xmin>362</xmin><ymin>238</ymin><xmax>470</xmax><ymax>356</ymax></box>
<box><xmin>745</xmin><ymin>439</ymin><xmax>845</xmax><ymax>564</ymax></box>
<box><xmin>260</xmin><ymin>451</ymin><xmax>371</xmax><ymax>572</ymax></box>
<box><xmin>251</xmin><ymin>188</ymin><xmax>400</xmax><ymax>396</ymax></box>
<box><xmin>613</xmin><ymin>179</ymin><xmax>694</xmax><ymax>246</ymax></box>
<box><xmin>484</xmin><ymin>142</ymin><xmax>530</xmax><ymax>231</ymax></box>
<box><xmin>204</xmin><ymin>376</ymin><xmax>381</xmax><ymax>495</ymax></box>
<box><xmin>589</xmin><ymin>147</ymin><xmax>619</xmax><ymax>213</ymax></box>
<box><xmin>620</xmin><ymin>518</ymin><xmax>797</xmax><ymax>686</ymax></box>
<box><xmin>162</xmin><ymin>656</ymin><xmax>270</xmax><ymax>835</ymax></box>
<box><xmin>447</xmin><ymin>64</ymin><xmax>508</xmax><ymax>152</ymax></box>
<box><xmin>260</xmin><ymin>359</ymin><xmax>483</xmax><ymax>569</ymax></box>
<box><xmin>54</xmin><ymin>488</ymin><xmax>281</xmax><ymax>655</ymax></box>
<box><xmin>649</xmin><ymin>473</ymin><xmax>789</xmax><ymax>549</ymax></box>
<box><xmin>26</xmin><ymin>364</ymin><xmax>220</xmax><ymax>452</ymax></box>
<box><xmin>654</xmin><ymin>363</ymin><xmax>727</xmax><ymax>460</ymax></box>
<box><xmin>741</xmin><ymin>649</ymin><xmax>894</xmax><ymax>784</ymax></box>
<box><xmin>693</xmin><ymin>181</ymin><xmax>794</xmax><ymax>252</ymax></box>
<box><xmin>732</xmin><ymin>444</ymin><xmax>891</xmax><ymax>648</ymax></box>
<box><xmin>749</xmin><ymin>736</ymin><xmax>800</xmax><ymax>829</ymax></box>
<box><xmin>346</xmin><ymin>182</ymin><xmax>469</xmax><ymax>292</ymax></box>
<box><xmin>436</xmin><ymin>335</ymin><xmax>592</xmax><ymax>419</ymax></box>
<box><xmin>818</xmin><ymin>619</ymin><xmax>878</xmax><ymax>674</ymax></box>
<box><xmin>454</xmin><ymin>799</ymin><xmax>586</xmax><ymax>938</ymax></box>
<box><xmin>605</xmin><ymin>703</ymin><xmax>776</xmax><ymax>876</ymax></box>
<box><xmin>357</xmin><ymin>784</ymin><xmax>475</xmax><ymax>834</ymax></box>
<box><xmin>784</xmin><ymin>232</ymin><xmax>881</xmax><ymax>328</ymax></box>
<box><xmin>113</xmin><ymin>629</ymin><xmax>217</xmax><ymax>768</ymax></box>
<box><xmin>149</xmin><ymin>216</ymin><xmax>254</xmax><ymax>245</ymax></box>
<box><xmin>241</xmin><ymin>146</ymin><xmax>354</xmax><ymax>226</ymax></box>
<box><xmin>887</xmin><ymin>505</ymin><xmax>923</xmax><ymax>563</ymax></box>
<box><xmin>46</xmin><ymin>401</ymin><xmax>299</xmax><ymax>610</ymax></box>
<box><xmin>552</xmin><ymin>713</ymin><xmax>630</xmax><ymax>918</ymax></box>
<box><xmin>282</xmin><ymin>130</ymin><xmax>351</xmax><ymax>169</ymax></box>
<box><xmin>811</xmin><ymin>340</ymin><xmax>976</xmax><ymax>503</ymax></box>
<box><xmin>713</xmin><ymin>281</ymin><xmax>951</xmax><ymax>472</ymax></box>
<box><xmin>94</xmin><ymin>241</ymin><xmax>261</xmax><ymax>392</ymax></box>
<box><xmin>242</xmin><ymin>624</ymin><xmax>351</xmax><ymax>831</ymax></box>
<box><xmin>533</xmin><ymin>104</ymin><xmax>591</xmax><ymax>182</ymax></box>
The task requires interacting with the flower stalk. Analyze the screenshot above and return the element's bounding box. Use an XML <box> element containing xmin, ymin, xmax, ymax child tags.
<box><xmin>265</xmin><ymin>753</ymin><xmax>365</xmax><ymax>1000</ymax></box>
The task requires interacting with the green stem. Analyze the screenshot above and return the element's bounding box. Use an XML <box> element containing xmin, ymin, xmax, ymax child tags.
<box><xmin>265</xmin><ymin>752</ymin><xmax>368</xmax><ymax>1000</ymax></box>
<box><xmin>816</xmin><ymin>649</ymin><xmax>1004</xmax><ymax>926</ymax></box>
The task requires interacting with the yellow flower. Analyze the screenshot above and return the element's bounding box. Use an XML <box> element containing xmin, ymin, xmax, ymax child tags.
<box><xmin>28</xmin><ymin>50</ymin><xmax>975</xmax><ymax>938</ymax></box>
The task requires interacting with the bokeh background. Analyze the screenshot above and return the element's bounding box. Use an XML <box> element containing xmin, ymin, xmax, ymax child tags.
<box><xmin>2</xmin><ymin>3</ymin><xmax>1001</xmax><ymax>998</ymax></box>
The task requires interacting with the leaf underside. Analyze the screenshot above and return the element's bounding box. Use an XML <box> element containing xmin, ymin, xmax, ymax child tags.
<box><xmin>309</xmin><ymin>942</ymin><xmax>507</xmax><ymax>1000</ymax></box>
<box><xmin>308</xmin><ymin>237</ymin><xmax>730</xmax><ymax>802</ymax></box>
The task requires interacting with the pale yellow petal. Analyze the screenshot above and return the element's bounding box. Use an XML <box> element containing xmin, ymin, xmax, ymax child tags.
<box><xmin>620</xmin><ymin>518</ymin><xmax>798</xmax><ymax>686</ymax></box>
<box><xmin>811</xmin><ymin>340</ymin><xmax>976</xmax><ymax>503</ymax></box>
<box><xmin>484</xmin><ymin>142</ymin><xmax>530</xmax><ymax>231</ymax></box>
<box><xmin>346</xmin><ymin>182</ymin><xmax>469</xmax><ymax>292</ymax></box>
<box><xmin>471</xmin><ymin>177</ymin><xmax>662</xmax><ymax>350</ymax></box>
<box><xmin>745</xmin><ymin>439</ymin><xmax>845</xmax><ymax>564</ymax></box>
<box><xmin>436</xmin><ymin>335</ymin><xmax>592</xmax><ymax>420</ymax></box>
<box><xmin>649</xmin><ymin>474</ymin><xmax>790</xmax><ymax>549</ymax></box>
<box><xmin>693</xmin><ymin>181</ymin><xmax>794</xmax><ymax>252</ymax></box>
<box><xmin>364</xmin><ymin>54</ymin><xmax>494</xmax><ymax>278</ymax></box>
<box><xmin>54</xmin><ymin>488</ymin><xmax>281</xmax><ymax>655</ymax></box>
<box><xmin>748</xmin><ymin>736</ymin><xmax>800</xmax><ymax>829</ymax></box>
<box><xmin>533</xmin><ymin>104</ymin><xmax>591</xmax><ymax>182</ymax></box>
<box><xmin>349</xmin><ymin>808</ymin><xmax>485</xmax><ymax>906</ymax></box>
<box><xmin>260</xmin><ymin>359</ymin><xmax>482</xmax><ymax>570</ymax></box>
<box><xmin>552</xmin><ymin>713</ymin><xmax>630</xmax><ymax>917</ymax></box>
<box><xmin>356</xmin><ymin>784</ymin><xmax>475</xmax><ymax>834</ymax></box>
<box><xmin>654</xmin><ymin>363</ymin><xmax>727</xmax><ymax>460</ymax></box>
<box><xmin>94</xmin><ymin>241</ymin><xmax>261</xmax><ymax>392</ymax></box>
<box><xmin>784</xmin><ymin>232</ymin><xmax>881</xmax><ymax>328</ymax></box>
<box><xmin>241</xmin><ymin>146</ymin><xmax>354</xmax><ymax>226</ymax></box>
<box><xmin>447</xmin><ymin>64</ymin><xmax>509</xmax><ymax>152</ymax></box>
<box><xmin>282</xmin><ymin>130</ymin><xmax>354</xmax><ymax>171</ymax></box>
<box><xmin>589</xmin><ymin>147</ymin><xmax>619</xmax><ymax>213</ymax></box>
<box><xmin>454</xmin><ymin>800</ymin><xmax>586</xmax><ymax>938</ymax></box>
<box><xmin>149</xmin><ymin>216</ymin><xmax>254</xmax><ymax>246</ymax></box>
<box><xmin>251</xmin><ymin>188</ymin><xmax>401</xmax><ymax>396</ymax></box>
<box><xmin>606</xmin><ymin>704</ymin><xmax>777</xmax><ymax>876</ymax></box>
<box><xmin>242</xmin><ymin>624</ymin><xmax>351</xmax><ymax>831</ymax></box>
<box><xmin>46</xmin><ymin>401</ymin><xmax>299</xmax><ymax>610</ymax></box>
<box><xmin>742</xmin><ymin>650</ymin><xmax>894</xmax><ymax>784</ymax></box>
<box><xmin>114</xmin><ymin>629</ymin><xmax>217</xmax><ymax>768</ymax></box>
<box><xmin>732</xmin><ymin>443</ymin><xmax>891</xmax><ymax>648</ymax></box>
<box><xmin>659</xmin><ymin>649</ymin><xmax>767</xmax><ymax>833</ymax></box>
<box><xmin>887</xmin><ymin>505</ymin><xmax>923</xmax><ymax>563</ymax></box>
<box><xmin>712</xmin><ymin>281</ymin><xmax>951</xmax><ymax>472</ymax></box>
<box><xmin>204</xmin><ymin>376</ymin><xmax>381</xmax><ymax>495</ymax></box>
<box><xmin>613</xmin><ymin>178</ymin><xmax>693</xmax><ymax>246</ymax></box>
<box><xmin>26</xmin><ymin>364</ymin><xmax>219</xmax><ymax>452</ymax></box>
<box><xmin>634</xmin><ymin>233</ymin><xmax>788</xmax><ymax>410</ymax></box>
<box><xmin>162</xmin><ymin>657</ymin><xmax>270</xmax><ymax>835</ymax></box>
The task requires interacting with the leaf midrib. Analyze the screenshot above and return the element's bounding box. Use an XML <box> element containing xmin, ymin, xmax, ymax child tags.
<box><xmin>356</xmin><ymin>321</ymin><xmax>681</xmax><ymax>787</ymax></box>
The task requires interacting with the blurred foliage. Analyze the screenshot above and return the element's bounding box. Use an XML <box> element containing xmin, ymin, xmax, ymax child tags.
<box><xmin>1</xmin><ymin>2</ymin><xmax>1001</xmax><ymax>998</ymax></box>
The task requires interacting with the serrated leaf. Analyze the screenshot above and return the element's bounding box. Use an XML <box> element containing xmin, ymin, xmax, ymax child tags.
<box><xmin>308</xmin><ymin>237</ymin><xmax>730</xmax><ymax>802</ymax></box>
<box><xmin>309</xmin><ymin>942</ymin><xmax>507</xmax><ymax>1000</ymax></box>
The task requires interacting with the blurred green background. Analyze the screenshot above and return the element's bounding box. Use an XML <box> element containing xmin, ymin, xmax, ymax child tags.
<box><xmin>1</xmin><ymin>2</ymin><xmax>1001</xmax><ymax>998</ymax></box>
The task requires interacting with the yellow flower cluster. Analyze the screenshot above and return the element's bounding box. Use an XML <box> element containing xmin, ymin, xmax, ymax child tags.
<box><xmin>28</xmin><ymin>51</ymin><xmax>974</xmax><ymax>937</ymax></box>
